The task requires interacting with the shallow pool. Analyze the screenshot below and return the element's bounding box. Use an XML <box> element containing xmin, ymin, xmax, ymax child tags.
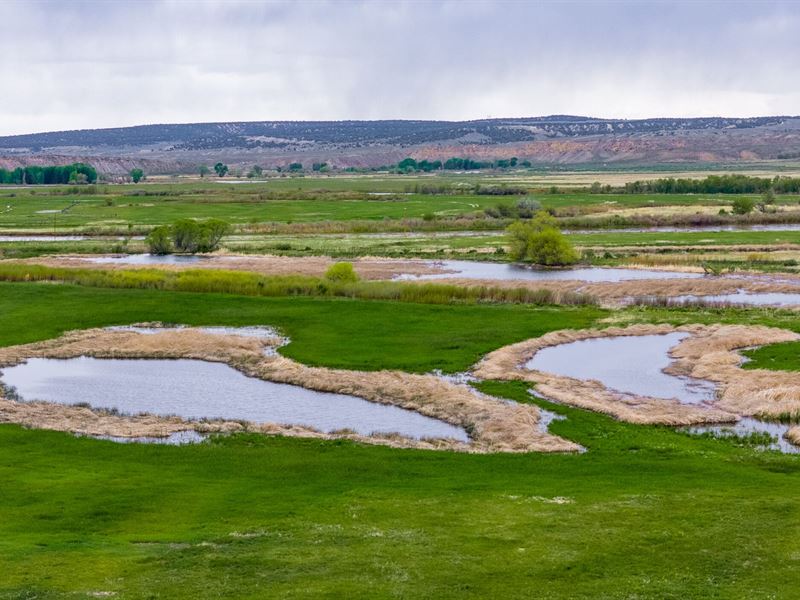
<box><xmin>395</xmin><ymin>260</ymin><xmax>704</xmax><ymax>282</ymax></box>
<box><xmin>673</xmin><ymin>290</ymin><xmax>800</xmax><ymax>307</ymax></box>
<box><xmin>525</xmin><ymin>332</ymin><xmax>716</xmax><ymax>404</ymax></box>
<box><xmin>0</xmin><ymin>357</ymin><xmax>468</xmax><ymax>442</ymax></box>
<box><xmin>84</xmin><ymin>254</ymin><xmax>209</xmax><ymax>265</ymax></box>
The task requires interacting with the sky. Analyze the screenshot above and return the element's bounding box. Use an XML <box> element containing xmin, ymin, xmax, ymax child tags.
<box><xmin>1</xmin><ymin>0</ymin><xmax>799</xmax><ymax>136</ymax></box>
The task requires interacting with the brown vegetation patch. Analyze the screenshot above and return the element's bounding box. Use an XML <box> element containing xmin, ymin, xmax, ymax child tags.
<box><xmin>475</xmin><ymin>323</ymin><xmax>800</xmax><ymax>431</ymax></box>
<box><xmin>0</xmin><ymin>328</ymin><xmax>578</xmax><ymax>453</ymax></box>
<box><xmin>787</xmin><ymin>426</ymin><xmax>800</xmax><ymax>446</ymax></box>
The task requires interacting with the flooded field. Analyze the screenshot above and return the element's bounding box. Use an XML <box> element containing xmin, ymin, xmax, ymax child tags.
<box><xmin>0</xmin><ymin>357</ymin><xmax>468</xmax><ymax>442</ymax></box>
<box><xmin>396</xmin><ymin>260</ymin><xmax>704</xmax><ymax>282</ymax></box>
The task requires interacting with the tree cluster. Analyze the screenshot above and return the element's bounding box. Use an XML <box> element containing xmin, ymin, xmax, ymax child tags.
<box><xmin>146</xmin><ymin>219</ymin><xmax>231</xmax><ymax>255</ymax></box>
<box><xmin>0</xmin><ymin>163</ymin><xmax>97</xmax><ymax>185</ymax></box>
<box><xmin>617</xmin><ymin>175</ymin><xmax>800</xmax><ymax>195</ymax></box>
<box><xmin>506</xmin><ymin>211</ymin><xmax>578</xmax><ymax>266</ymax></box>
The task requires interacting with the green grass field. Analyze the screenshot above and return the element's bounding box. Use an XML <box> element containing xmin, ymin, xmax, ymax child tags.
<box><xmin>1</xmin><ymin>283</ymin><xmax>800</xmax><ymax>597</ymax></box>
<box><xmin>1</xmin><ymin>180</ymin><xmax>791</xmax><ymax>231</ymax></box>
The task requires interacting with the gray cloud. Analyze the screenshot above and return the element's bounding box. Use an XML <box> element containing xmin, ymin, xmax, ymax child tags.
<box><xmin>1</xmin><ymin>0</ymin><xmax>798</xmax><ymax>135</ymax></box>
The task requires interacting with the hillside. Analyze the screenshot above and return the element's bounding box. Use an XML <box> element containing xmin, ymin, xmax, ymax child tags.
<box><xmin>1</xmin><ymin>116</ymin><xmax>800</xmax><ymax>174</ymax></box>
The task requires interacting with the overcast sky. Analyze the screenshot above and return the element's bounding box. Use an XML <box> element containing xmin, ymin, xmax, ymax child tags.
<box><xmin>2</xmin><ymin>0</ymin><xmax>799</xmax><ymax>135</ymax></box>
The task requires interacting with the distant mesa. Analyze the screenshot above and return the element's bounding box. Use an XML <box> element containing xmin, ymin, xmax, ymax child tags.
<box><xmin>1</xmin><ymin>116</ymin><xmax>799</xmax><ymax>174</ymax></box>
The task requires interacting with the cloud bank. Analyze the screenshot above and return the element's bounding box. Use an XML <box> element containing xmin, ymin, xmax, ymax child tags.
<box><xmin>1</xmin><ymin>0</ymin><xmax>798</xmax><ymax>135</ymax></box>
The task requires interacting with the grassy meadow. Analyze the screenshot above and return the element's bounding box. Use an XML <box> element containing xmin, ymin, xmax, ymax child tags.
<box><xmin>0</xmin><ymin>282</ymin><xmax>800</xmax><ymax>597</ymax></box>
<box><xmin>3</xmin><ymin>169</ymin><xmax>800</xmax><ymax>598</ymax></box>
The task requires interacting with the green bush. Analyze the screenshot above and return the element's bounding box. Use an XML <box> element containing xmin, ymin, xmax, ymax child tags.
<box><xmin>146</xmin><ymin>226</ymin><xmax>173</xmax><ymax>255</ymax></box>
<box><xmin>325</xmin><ymin>262</ymin><xmax>359</xmax><ymax>283</ymax></box>
<box><xmin>732</xmin><ymin>197</ymin><xmax>755</xmax><ymax>215</ymax></box>
<box><xmin>506</xmin><ymin>212</ymin><xmax>578</xmax><ymax>266</ymax></box>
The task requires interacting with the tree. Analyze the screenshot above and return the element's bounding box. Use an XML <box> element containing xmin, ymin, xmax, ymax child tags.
<box><xmin>288</xmin><ymin>162</ymin><xmax>303</xmax><ymax>172</ymax></box>
<box><xmin>198</xmin><ymin>219</ymin><xmax>231</xmax><ymax>252</ymax></box>
<box><xmin>506</xmin><ymin>211</ymin><xmax>578</xmax><ymax>266</ymax></box>
<box><xmin>146</xmin><ymin>225</ymin><xmax>173</xmax><ymax>255</ymax></box>
<box><xmin>172</xmin><ymin>219</ymin><xmax>201</xmax><ymax>253</ymax></box>
<box><xmin>198</xmin><ymin>165</ymin><xmax>210</xmax><ymax>178</ymax></box>
<box><xmin>214</xmin><ymin>162</ymin><xmax>229</xmax><ymax>178</ymax></box>
<box><xmin>731</xmin><ymin>196</ymin><xmax>755</xmax><ymax>215</ymax></box>
<box><xmin>248</xmin><ymin>165</ymin><xmax>263</xmax><ymax>178</ymax></box>
<box><xmin>130</xmin><ymin>168</ymin><xmax>144</xmax><ymax>183</ymax></box>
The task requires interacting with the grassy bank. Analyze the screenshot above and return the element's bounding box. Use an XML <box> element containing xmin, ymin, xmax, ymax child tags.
<box><xmin>0</xmin><ymin>263</ymin><xmax>596</xmax><ymax>307</ymax></box>
<box><xmin>1</xmin><ymin>380</ymin><xmax>799</xmax><ymax>598</ymax></box>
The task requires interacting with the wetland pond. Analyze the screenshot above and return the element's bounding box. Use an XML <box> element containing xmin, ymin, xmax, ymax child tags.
<box><xmin>525</xmin><ymin>332</ymin><xmax>798</xmax><ymax>453</ymax></box>
<box><xmin>395</xmin><ymin>260</ymin><xmax>704</xmax><ymax>282</ymax></box>
<box><xmin>0</xmin><ymin>357</ymin><xmax>468</xmax><ymax>442</ymax></box>
<box><xmin>673</xmin><ymin>290</ymin><xmax>800</xmax><ymax>307</ymax></box>
<box><xmin>84</xmin><ymin>254</ymin><xmax>209</xmax><ymax>265</ymax></box>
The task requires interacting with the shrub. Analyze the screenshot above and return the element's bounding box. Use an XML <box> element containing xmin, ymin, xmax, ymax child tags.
<box><xmin>732</xmin><ymin>197</ymin><xmax>755</xmax><ymax>215</ymax></box>
<box><xmin>146</xmin><ymin>226</ymin><xmax>173</xmax><ymax>255</ymax></box>
<box><xmin>325</xmin><ymin>262</ymin><xmax>359</xmax><ymax>283</ymax></box>
<box><xmin>507</xmin><ymin>212</ymin><xmax>579</xmax><ymax>266</ymax></box>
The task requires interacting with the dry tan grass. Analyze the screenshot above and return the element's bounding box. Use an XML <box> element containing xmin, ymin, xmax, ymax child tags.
<box><xmin>0</xmin><ymin>328</ymin><xmax>579</xmax><ymax>454</ymax></box>
<box><xmin>667</xmin><ymin>324</ymin><xmax>800</xmax><ymax>419</ymax></box>
<box><xmin>475</xmin><ymin>323</ymin><xmax>800</xmax><ymax>431</ymax></box>
<box><xmin>787</xmin><ymin>426</ymin><xmax>800</xmax><ymax>446</ymax></box>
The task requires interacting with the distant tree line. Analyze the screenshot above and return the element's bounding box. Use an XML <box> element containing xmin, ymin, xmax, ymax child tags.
<box><xmin>0</xmin><ymin>163</ymin><xmax>97</xmax><ymax>185</ymax></box>
<box><xmin>599</xmin><ymin>175</ymin><xmax>800</xmax><ymax>195</ymax></box>
<box><xmin>394</xmin><ymin>157</ymin><xmax>532</xmax><ymax>173</ymax></box>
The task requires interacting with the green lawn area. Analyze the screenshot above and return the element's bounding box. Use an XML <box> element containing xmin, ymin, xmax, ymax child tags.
<box><xmin>3</xmin><ymin>180</ymin><xmax>790</xmax><ymax>231</ymax></box>
<box><xmin>1</xmin><ymin>283</ymin><xmax>800</xmax><ymax>598</ymax></box>
<box><xmin>744</xmin><ymin>341</ymin><xmax>800</xmax><ymax>372</ymax></box>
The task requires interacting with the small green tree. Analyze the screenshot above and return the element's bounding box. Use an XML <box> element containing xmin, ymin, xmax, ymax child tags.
<box><xmin>198</xmin><ymin>165</ymin><xmax>210</xmax><ymax>178</ymax></box>
<box><xmin>506</xmin><ymin>211</ymin><xmax>578</xmax><ymax>266</ymax></box>
<box><xmin>129</xmin><ymin>168</ymin><xmax>144</xmax><ymax>183</ymax></box>
<box><xmin>198</xmin><ymin>219</ymin><xmax>231</xmax><ymax>252</ymax></box>
<box><xmin>732</xmin><ymin>196</ymin><xmax>755</xmax><ymax>215</ymax></box>
<box><xmin>325</xmin><ymin>262</ymin><xmax>359</xmax><ymax>283</ymax></box>
<box><xmin>248</xmin><ymin>165</ymin><xmax>263</xmax><ymax>178</ymax></box>
<box><xmin>214</xmin><ymin>162</ymin><xmax>229</xmax><ymax>178</ymax></box>
<box><xmin>172</xmin><ymin>219</ymin><xmax>201</xmax><ymax>253</ymax></box>
<box><xmin>146</xmin><ymin>225</ymin><xmax>173</xmax><ymax>255</ymax></box>
<box><xmin>288</xmin><ymin>162</ymin><xmax>303</xmax><ymax>172</ymax></box>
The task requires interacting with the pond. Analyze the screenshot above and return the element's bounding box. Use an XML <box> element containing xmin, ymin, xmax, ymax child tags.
<box><xmin>394</xmin><ymin>260</ymin><xmax>704</xmax><ymax>282</ymax></box>
<box><xmin>524</xmin><ymin>332</ymin><xmax>799</xmax><ymax>453</ymax></box>
<box><xmin>525</xmin><ymin>332</ymin><xmax>716</xmax><ymax>404</ymax></box>
<box><xmin>84</xmin><ymin>254</ymin><xmax>209</xmax><ymax>265</ymax></box>
<box><xmin>673</xmin><ymin>290</ymin><xmax>800</xmax><ymax>307</ymax></box>
<box><xmin>0</xmin><ymin>357</ymin><xmax>468</xmax><ymax>442</ymax></box>
<box><xmin>0</xmin><ymin>235</ymin><xmax>88</xmax><ymax>242</ymax></box>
